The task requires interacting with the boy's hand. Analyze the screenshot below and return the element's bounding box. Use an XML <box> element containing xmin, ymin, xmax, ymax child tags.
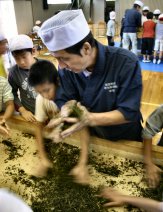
<box><xmin>69</xmin><ymin>164</ymin><xmax>89</xmax><ymax>185</ymax></box>
<box><xmin>21</xmin><ymin>110</ymin><xmax>36</xmax><ymax>122</ymax></box>
<box><xmin>145</xmin><ymin>162</ymin><xmax>162</xmax><ymax>188</ymax></box>
<box><xmin>98</xmin><ymin>188</ymin><xmax>126</xmax><ymax>207</ymax></box>
<box><xmin>0</xmin><ymin>119</ymin><xmax>10</xmax><ymax>136</ymax></box>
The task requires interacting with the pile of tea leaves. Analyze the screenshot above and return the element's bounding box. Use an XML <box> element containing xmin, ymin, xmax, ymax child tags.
<box><xmin>1</xmin><ymin>131</ymin><xmax>163</xmax><ymax>212</ymax></box>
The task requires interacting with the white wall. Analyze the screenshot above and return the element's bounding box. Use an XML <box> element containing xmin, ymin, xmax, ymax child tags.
<box><xmin>0</xmin><ymin>0</ymin><xmax>17</xmax><ymax>39</ymax></box>
<box><xmin>14</xmin><ymin>0</ymin><xmax>33</xmax><ymax>34</ymax></box>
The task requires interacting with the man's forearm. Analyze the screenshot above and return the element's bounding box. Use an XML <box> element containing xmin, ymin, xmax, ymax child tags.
<box><xmin>123</xmin><ymin>196</ymin><xmax>161</xmax><ymax>212</ymax></box>
<box><xmin>89</xmin><ymin>110</ymin><xmax>129</xmax><ymax>126</ymax></box>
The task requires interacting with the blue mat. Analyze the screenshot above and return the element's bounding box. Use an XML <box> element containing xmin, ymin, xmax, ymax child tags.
<box><xmin>114</xmin><ymin>42</ymin><xmax>163</xmax><ymax>73</ymax></box>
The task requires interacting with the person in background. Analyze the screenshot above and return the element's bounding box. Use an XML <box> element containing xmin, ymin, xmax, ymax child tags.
<box><xmin>99</xmin><ymin>187</ymin><xmax>163</xmax><ymax>212</ymax></box>
<box><xmin>28</xmin><ymin>60</ymin><xmax>90</xmax><ymax>183</ymax></box>
<box><xmin>0</xmin><ymin>76</ymin><xmax>14</xmax><ymax>136</ymax></box>
<box><xmin>143</xmin><ymin>105</ymin><xmax>163</xmax><ymax>188</ymax></box>
<box><xmin>137</xmin><ymin>6</ymin><xmax>150</xmax><ymax>50</ymax></box>
<box><xmin>141</xmin><ymin>12</ymin><xmax>156</xmax><ymax>63</ymax></box>
<box><xmin>153</xmin><ymin>14</ymin><xmax>163</xmax><ymax>64</ymax></box>
<box><xmin>123</xmin><ymin>0</ymin><xmax>143</xmax><ymax>55</ymax></box>
<box><xmin>0</xmin><ymin>188</ymin><xmax>32</xmax><ymax>212</ymax></box>
<box><xmin>0</xmin><ymin>34</ymin><xmax>8</xmax><ymax>78</ymax></box>
<box><xmin>142</xmin><ymin>6</ymin><xmax>150</xmax><ymax>24</ymax></box>
<box><xmin>38</xmin><ymin>10</ymin><xmax>143</xmax><ymax>143</ymax></box>
<box><xmin>8</xmin><ymin>34</ymin><xmax>38</xmax><ymax>122</ymax></box>
<box><xmin>153</xmin><ymin>9</ymin><xmax>161</xmax><ymax>23</ymax></box>
<box><xmin>106</xmin><ymin>11</ymin><xmax>116</xmax><ymax>46</ymax></box>
<box><xmin>33</xmin><ymin>20</ymin><xmax>42</xmax><ymax>34</ymax></box>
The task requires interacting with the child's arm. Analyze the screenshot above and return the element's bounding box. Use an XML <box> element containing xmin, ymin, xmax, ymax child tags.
<box><xmin>34</xmin><ymin>122</ymin><xmax>52</xmax><ymax>177</ymax></box>
<box><xmin>18</xmin><ymin>106</ymin><xmax>36</xmax><ymax>122</ymax></box>
<box><xmin>144</xmin><ymin>138</ymin><xmax>162</xmax><ymax>187</ymax></box>
<box><xmin>99</xmin><ymin>188</ymin><xmax>162</xmax><ymax>212</ymax></box>
<box><xmin>143</xmin><ymin>105</ymin><xmax>163</xmax><ymax>187</ymax></box>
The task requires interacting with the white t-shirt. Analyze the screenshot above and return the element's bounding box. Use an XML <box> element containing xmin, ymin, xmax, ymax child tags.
<box><xmin>35</xmin><ymin>94</ymin><xmax>58</xmax><ymax>123</ymax></box>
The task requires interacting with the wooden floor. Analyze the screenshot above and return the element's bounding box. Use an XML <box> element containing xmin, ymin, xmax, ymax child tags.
<box><xmin>36</xmin><ymin>37</ymin><xmax>163</xmax><ymax>124</ymax></box>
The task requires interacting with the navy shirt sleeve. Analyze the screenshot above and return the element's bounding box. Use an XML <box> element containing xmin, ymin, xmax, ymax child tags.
<box><xmin>116</xmin><ymin>54</ymin><xmax>142</xmax><ymax>121</ymax></box>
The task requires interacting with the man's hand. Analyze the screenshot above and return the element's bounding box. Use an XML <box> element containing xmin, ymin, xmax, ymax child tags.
<box><xmin>69</xmin><ymin>164</ymin><xmax>89</xmax><ymax>185</ymax></box>
<box><xmin>98</xmin><ymin>188</ymin><xmax>126</xmax><ymax>207</ymax></box>
<box><xmin>0</xmin><ymin>119</ymin><xmax>10</xmax><ymax>136</ymax></box>
<box><xmin>60</xmin><ymin>100</ymin><xmax>77</xmax><ymax>118</ymax></box>
<box><xmin>145</xmin><ymin>162</ymin><xmax>162</xmax><ymax>188</ymax></box>
<box><xmin>21</xmin><ymin>110</ymin><xmax>36</xmax><ymax>122</ymax></box>
<box><xmin>61</xmin><ymin>102</ymin><xmax>92</xmax><ymax>138</ymax></box>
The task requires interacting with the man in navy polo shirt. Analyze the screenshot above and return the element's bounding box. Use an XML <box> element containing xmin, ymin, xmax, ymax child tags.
<box><xmin>38</xmin><ymin>9</ymin><xmax>142</xmax><ymax>142</ymax></box>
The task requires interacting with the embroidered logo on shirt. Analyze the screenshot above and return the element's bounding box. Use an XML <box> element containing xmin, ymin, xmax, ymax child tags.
<box><xmin>104</xmin><ymin>82</ymin><xmax>118</xmax><ymax>93</ymax></box>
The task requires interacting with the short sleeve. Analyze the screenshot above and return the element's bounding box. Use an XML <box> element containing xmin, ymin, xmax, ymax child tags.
<box><xmin>142</xmin><ymin>105</ymin><xmax>163</xmax><ymax>139</ymax></box>
<box><xmin>2</xmin><ymin>78</ymin><xmax>14</xmax><ymax>103</ymax></box>
<box><xmin>116</xmin><ymin>58</ymin><xmax>142</xmax><ymax>121</ymax></box>
<box><xmin>35</xmin><ymin>94</ymin><xmax>58</xmax><ymax>123</ymax></box>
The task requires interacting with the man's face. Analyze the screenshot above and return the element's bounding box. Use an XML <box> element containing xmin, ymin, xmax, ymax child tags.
<box><xmin>0</xmin><ymin>39</ymin><xmax>8</xmax><ymax>55</ymax></box>
<box><xmin>51</xmin><ymin>43</ymin><xmax>93</xmax><ymax>73</ymax></box>
<box><xmin>35</xmin><ymin>82</ymin><xmax>56</xmax><ymax>100</ymax></box>
<box><xmin>13</xmin><ymin>50</ymin><xmax>35</xmax><ymax>69</ymax></box>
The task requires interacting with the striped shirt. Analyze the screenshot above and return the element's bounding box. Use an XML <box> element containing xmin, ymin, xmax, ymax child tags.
<box><xmin>0</xmin><ymin>77</ymin><xmax>14</xmax><ymax>112</ymax></box>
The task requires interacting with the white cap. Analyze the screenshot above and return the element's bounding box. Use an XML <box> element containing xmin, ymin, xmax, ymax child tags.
<box><xmin>9</xmin><ymin>34</ymin><xmax>33</xmax><ymax>52</ymax></box>
<box><xmin>159</xmin><ymin>14</ymin><xmax>163</xmax><ymax>20</ymax></box>
<box><xmin>38</xmin><ymin>9</ymin><xmax>90</xmax><ymax>52</ymax></box>
<box><xmin>154</xmin><ymin>9</ymin><xmax>161</xmax><ymax>15</ymax></box>
<box><xmin>110</xmin><ymin>11</ymin><xmax>116</xmax><ymax>20</ymax></box>
<box><xmin>0</xmin><ymin>34</ymin><xmax>6</xmax><ymax>42</ymax></box>
<box><xmin>134</xmin><ymin>0</ymin><xmax>144</xmax><ymax>7</ymax></box>
<box><xmin>35</xmin><ymin>20</ymin><xmax>41</xmax><ymax>25</ymax></box>
<box><xmin>143</xmin><ymin>6</ymin><xmax>150</xmax><ymax>11</ymax></box>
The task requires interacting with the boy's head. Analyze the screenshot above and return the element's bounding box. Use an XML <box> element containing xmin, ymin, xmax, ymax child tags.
<box><xmin>159</xmin><ymin>14</ymin><xmax>163</xmax><ymax>23</ymax></box>
<box><xmin>153</xmin><ymin>9</ymin><xmax>161</xmax><ymax>20</ymax></box>
<box><xmin>28</xmin><ymin>60</ymin><xmax>58</xmax><ymax>100</ymax></box>
<box><xmin>142</xmin><ymin>6</ymin><xmax>149</xmax><ymax>16</ymax></box>
<box><xmin>0</xmin><ymin>34</ymin><xmax>8</xmax><ymax>55</ymax></box>
<box><xmin>9</xmin><ymin>34</ymin><xmax>35</xmax><ymax>69</ymax></box>
<box><xmin>147</xmin><ymin>12</ymin><xmax>153</xmax><ymax>20</ymax></box>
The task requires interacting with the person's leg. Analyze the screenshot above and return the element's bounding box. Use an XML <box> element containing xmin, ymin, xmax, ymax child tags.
<box><xmin>122</xmin><ymin>33</ymin><xmax>130</xmax><ymax>50</ymax></box>
<box><xmin>153</xmin><ymin>39</ymin><xmax>159</xmax><ymax>63</ymax></box>
<box><xmin>141</xmin><ymin>38</ymin><xmax>147</xmax><ymax>62</ymax></box>
<box><xmin>69</xmin><ymin>127</ymin><xmax>90</xmax><ymax>184</ymax></box>
<box><xmin>157</xmin><ymin>40</ymin><xmax>163</xmax><ymax>64</ymax></box>
<box><xmin>147</xmin><ymin>38</ymin><xmax>154</xmax><ymax>62</ymax></box>
<box><xmin>130</xmin><ymin>33</ymin><xmax>138</xmax><ymax>55</ymax></box>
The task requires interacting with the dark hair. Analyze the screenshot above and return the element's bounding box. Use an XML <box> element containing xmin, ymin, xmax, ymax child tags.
<box><xmin>28</xmin><ymin>60</ymin><xmax>58</xmax><ymax>87</ymax></box>
<box><xmin>147</xmin><ymin>12</ymin><xmax>153</xmax><ymax>19</ymax></box>
<box><xmin>12</xmin><ymin>48</ymin><xmax>33</xmax><ymax>56</ymax></box>
<box><xmin>65</xmin><ymin>31</ymin><xmax>96</xmax><ymax>56</ymax></box>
